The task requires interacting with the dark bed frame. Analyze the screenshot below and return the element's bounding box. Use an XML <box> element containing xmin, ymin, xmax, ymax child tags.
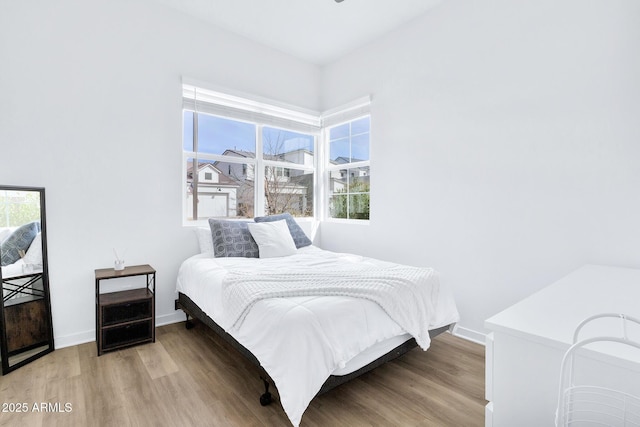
<box><xmin>175</xmin><ymin>291</ymin><xmax>451</xmax><ymax>406</ymax></box>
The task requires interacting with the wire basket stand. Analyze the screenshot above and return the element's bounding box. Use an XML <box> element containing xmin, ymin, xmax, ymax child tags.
<box><xmin>555</xmin><ymin>313</ymin><xmax>640</xmax><ymax>427</ymax></box>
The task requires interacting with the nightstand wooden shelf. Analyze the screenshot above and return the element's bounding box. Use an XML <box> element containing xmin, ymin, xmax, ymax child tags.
<box><xmin>95</xmin><ymin>264</ymin><xmax>156</xmax><ymax>356</ymax></box>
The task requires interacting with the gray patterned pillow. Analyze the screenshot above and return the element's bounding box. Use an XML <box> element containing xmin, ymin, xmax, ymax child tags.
<box><xmin>254</xmin><ymin>213</ymin><xmax>312</xmax><ymax>249</ymax></box>
<box><xmin>208</xmin><ymin>219</ymin><xmax>259</xmax><ymax>258</ymax></box>
<box><xmin>0</xmin><ymin>221</ymin><xmax>40</xmax><ymax>266</ymax></box>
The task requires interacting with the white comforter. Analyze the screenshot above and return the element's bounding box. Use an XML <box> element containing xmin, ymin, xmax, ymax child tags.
<box><xmin>176</xmin><ymin>246</ymin><xmax>459</xmax><ymax>426</ymax></box>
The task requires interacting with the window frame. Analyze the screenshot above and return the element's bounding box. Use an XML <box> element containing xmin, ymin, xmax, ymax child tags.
<box><xmin>323</xmin><ymin>114</ymin><xmax>371</xmax><ymax>223</ymax></box>
<box><xmin>182</xmin><ymin>109</ymin><xmax>318</xmax><ymax>226</ymax></box>
<box><xmin>182</xmin><ymin>80</ymin><xmax>371</xmax><ymax>226</ymax></box>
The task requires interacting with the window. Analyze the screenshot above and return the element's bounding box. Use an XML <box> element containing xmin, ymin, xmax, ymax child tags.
<box><xmin>182</xmin><ymin>83</ymin><xmax>319</xmax><ymax>223</ymax></box>
<box><xmin>326</xmin><ymin>116</ymin><xmax>370</xmax><ymax>220</ymax></box>
<box><xmin>0</xmin><ymin>190</ymin><xmax>40</xmax><ymax>227</ymax></box>
<box><xmin>183</xmin><ymin>82</ymin><xmax>371</xmax><ymax>224</ymax></box>
<box><xmin>183</xmin><ymin>112</ymin><xmax>256</xmax><ymax>220</ymax></box>
<box><xmin>262</xmin><ymin>126</ymin><xmax>314</xmax><ymax>217</ymax></box>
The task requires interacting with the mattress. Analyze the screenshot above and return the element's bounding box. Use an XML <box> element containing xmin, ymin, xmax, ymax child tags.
<box><xmin>1</xmin><ymin>261</ymin><xmax>26</xmax><ymax>279</ymax></box>
<box><xmin>331</xmin><ymin>332</ymin><xmax>413</xmax><ymax>376</ymax></box>
<box><xmin>176</xmin><ymin>245</ymin><xmax>459</xmax><ymax>426</ymax></box>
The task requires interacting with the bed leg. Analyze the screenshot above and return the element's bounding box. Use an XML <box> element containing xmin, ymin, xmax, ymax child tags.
<box><xmin>259</xmin><ymin>376</ymin><xmax>272</xmax><ymax>406</ymax></box>
<box><xmin>176</xmin><ymin>299</ymin><xmax>195</xmax><ymax>329</ymax></box>
<box><xmin>185</xmin><ymin>313</ymin><xmax>194</xmax><ymax>330</ymax></box>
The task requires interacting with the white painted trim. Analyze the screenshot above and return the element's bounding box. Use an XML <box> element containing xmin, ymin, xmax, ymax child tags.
<box><xmin>321</xmin><ymin>96</ymin><xmax>371</xmax><ymax>128</ymax></box>
<box><xmin>323</xmin><ymin>217</ymin><xmax>370</xmax><ymax>225</ymax></box>
<box><xmin>485</xmin><ymin>402</ymin><xmax>494</xmax><ymax>427</ymax></box>
<box><xmin>321</xmin><ymin>96</ymin><xmax>371</xmax><ymax>118</ymax></box>
<box><xmin>53</xmin><ymin>313</ymin><xmax>487</xmax><ymax>356</ymax></box>
<box><xmin>182</xmin><ymin>79</ymin><xmax>321</xmax><ymax>127</ymax></box>
<box><xmin>156</xmin><ymin>311</ymin><xmax>187</xmax><ymax>327</ymax></box>
<box><xmin>485</xmin><ymin>332</ymin><xmax>494</xmax><ymax>401</ymax></box>
<box><xmin>54</xmin><ymin>330</ymin><xmax>95</xmax><ymax>350</ymax></box>
<box><xmin>262</xmin><ymin>158</ymin><xmax>315</xmax><ymax>172</ymax></box>
<box><xmin>325</xmin><ymin>159</ymin><xmax>370</xmax><ymax>171</ymax></box>
<box><xmin>452</xmin><ymin>325</ymin><xmax>486</xmax><ymax>346</ymax></box>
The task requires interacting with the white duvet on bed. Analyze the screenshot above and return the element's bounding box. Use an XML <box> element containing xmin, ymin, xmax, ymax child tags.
<box><xmin>176</xmin><ymin>246</ymin><xmax>459</xmax><ymax>427</ymax></box>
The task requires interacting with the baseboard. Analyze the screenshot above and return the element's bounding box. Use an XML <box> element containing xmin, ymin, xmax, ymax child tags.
<box><xmin>54</xmin><ymin>330</ymin><xmax>95</xmax><ymax>350</ymax></box>
<box><xmin>53</xmin><ymin>312</ymin><xmax>187</xmax><ymax>350</ymax></box>
<box><xmin>53</xmin><ymin>314</ymin><xmax>487</xmax><ymax>350</ymax></box>
<box><xmin>452</xmin><ymin>325</ymin><xmax>486</xmax><ymax>345</ymax></box>
<box><xmin>156</xmin><ymin>311</ymin><xmax>186</xmax><ymax>326</ymax></box>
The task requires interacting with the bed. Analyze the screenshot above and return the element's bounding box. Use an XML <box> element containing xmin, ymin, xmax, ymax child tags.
<box><xmin>1</xmin><ymin>223</ymin><xmax>42</xmax><ymax>278</ymax></box>
<box><xmin>1</xmin><ymin>222</ymin><xmax>43</xmax><ymax>296</ymax></box>
<box><xmin>175</xmin><ymin>216</ymin><xmax>459</xmax><ymax>426</ymax></box>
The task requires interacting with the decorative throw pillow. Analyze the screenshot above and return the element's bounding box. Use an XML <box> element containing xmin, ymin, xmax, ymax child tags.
<box><xmin>208</xmin><ymin>219</ymin><xmax>259</xmax><ymax>258</ymax></box>
<box><xmin>253</xmin><ymin>213</ymin><xmax>312</xmax><ymax>249</ymax></box>
<box><xmin>0</xmin><ymin>221</ymin><xmax>39</xmax><ymax>266</ymax></box>
<box><xmin>0</xmin><ymin>227</ymin><xmax>14</xmax><ymax>243</ymax></box>
<box><xmin>247</xmin><ymin>220</ymin><xmax>297</xmax><ymax>258</ymax></box>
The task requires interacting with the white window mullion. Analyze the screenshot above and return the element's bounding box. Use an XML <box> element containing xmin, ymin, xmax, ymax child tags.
<box><xmin>313</xmin><ymin>133</ymin><xmax>320</xmax><ymax>220</ymax></box>
<box><xmin>325</xmin><ymin>160</ymin><xmax>370</xmax><ymax>172</ymax></box>
<box><xmin>193</xmin><ymin>152</ymin><xmax>252</xmax><ymax>165</ymax></box>
<box><xmin>318</xmin><ymin>127</ymin><xmax>329</xmax><ymax>221</ymax></box>
<box><xmin>191</xmin><ymin>111</ymin><xmax>199</xmax><ymax>220</ymax></box>
<box><xmin>349</xmin><ymin>121</ymin><xmax>353</xmax><ymax>163</ymax></box>
<box><xmin>262</xmin><ymin>159</ymin><xmax>314</xmax><ymax>172</ymax></box>
<box><xmin>255</xmin><ymin>124</ymin><xmax>265</xmax><ymax>217</ymax></box>
<box><xmin>346</xmin><ymin>170</ymin><xmax>350</xmax><ymax>219</ymax></box>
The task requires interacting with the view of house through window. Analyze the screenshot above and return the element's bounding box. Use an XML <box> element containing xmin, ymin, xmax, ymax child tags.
<box><xmin>183</xmin><ymin>110</ymin><xmax>315</xmax><ymax>221</ymax></box>
<box><xmin>327</xmin><ymin>116</ymin><xmax>371</xmax><ymax>220</ymax></box>
<box><xmin>262</xmin><ymin>126</ymin><xmax>314</xmax><ymax>217</ymax></box>
<box><xmin>182</xmin><ymin>84</ymin><xmax>369</xmax><ymax>223</ymax></box>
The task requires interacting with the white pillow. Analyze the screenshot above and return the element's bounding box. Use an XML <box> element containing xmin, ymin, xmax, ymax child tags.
<box><xmin>247</xmin><ymin>220</ymin><xmax>297</xmax><ymax>258</ymax></box>
<box><xmin>194</xmin><ymin>227</ymin><xmax>214</xmax><ymax>254</ymax></box>
<box><xmin>22</xmin><ymin>232</ymin><xmax>43</xmax><ymax>266</ymax></box>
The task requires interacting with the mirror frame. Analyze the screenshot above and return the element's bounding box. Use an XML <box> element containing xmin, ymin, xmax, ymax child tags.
<box><xmin>0</xmin><ymin>185</ymin><xmax>54</xmax><ymax>374</ymax></box>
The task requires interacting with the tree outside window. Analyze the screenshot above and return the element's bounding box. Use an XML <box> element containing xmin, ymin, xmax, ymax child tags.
<box><xmin>183</xmin><ymin>112</ymin><xmax>315</xmax><ymax>221</ymax></box>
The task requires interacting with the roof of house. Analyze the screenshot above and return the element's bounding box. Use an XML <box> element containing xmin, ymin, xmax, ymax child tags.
<box><xmin>186</xmin><ymin>161</ymin><xmax>237</xmax><ymax>185</ymax></box>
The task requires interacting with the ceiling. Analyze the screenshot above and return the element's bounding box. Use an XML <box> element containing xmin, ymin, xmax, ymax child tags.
<box><xmin>152</xmin><ymin>0</ymin><xmax>443</xmax><ymax>65</ymax></box>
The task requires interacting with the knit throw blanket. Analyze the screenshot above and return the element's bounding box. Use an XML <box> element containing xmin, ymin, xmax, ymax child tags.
<box><xmin>221</xmin><ymin>266</ymin><xmax>439</xmax><ymax>350</ymax></box>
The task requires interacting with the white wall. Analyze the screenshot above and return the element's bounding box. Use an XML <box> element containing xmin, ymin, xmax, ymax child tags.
<box><xmin>320</xmin><ymin>0</ymin><xmax>640</xmax><ymax>340</ymax></box>
<box><xmin>0</xmin><ymin>0</ymin><xmax>320</xmax><ymax>347</ymax></box>
<box><xmin>2</xmin><ymin>0</ymin><xmax>639</xmax><ymax>348</ymax></box>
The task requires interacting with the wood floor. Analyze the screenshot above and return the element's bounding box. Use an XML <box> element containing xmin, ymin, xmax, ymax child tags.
<box><xmin>0</xmin><ymin>322</ymin><xmax>486</xmax><ymax>426</ymax></box>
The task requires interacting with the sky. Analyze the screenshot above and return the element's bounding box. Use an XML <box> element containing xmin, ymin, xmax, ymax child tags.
<box><xmin>183</xmin><ymin>111</ymin><xmax>369</xmax><ymax>162</ymax></box>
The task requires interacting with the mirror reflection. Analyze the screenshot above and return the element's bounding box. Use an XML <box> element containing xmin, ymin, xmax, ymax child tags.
<box><xmin>0</xmin><ymin>186</ymin><xmax>54</xmax><ymax>374</ymax></box>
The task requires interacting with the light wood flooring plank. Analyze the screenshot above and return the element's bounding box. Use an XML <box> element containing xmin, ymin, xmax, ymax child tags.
<box><xmin>0</xmin><ymin>322</ymin><xmax>485</xmax><ymax>427</ymax></box>
<box><xmin>136</xmin><ymin>341</ymin><xmax>179</xmax><ymax>380</ymax></box>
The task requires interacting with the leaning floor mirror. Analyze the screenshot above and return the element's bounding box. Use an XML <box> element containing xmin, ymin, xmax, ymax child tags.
<box><xmin>0</xmin><ymin>186</ymin><xmax>54</xmax><ymax>374</ymax></box>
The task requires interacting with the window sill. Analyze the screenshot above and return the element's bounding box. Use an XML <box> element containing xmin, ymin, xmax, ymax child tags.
<box><xmin>183</xmin><ymin>216</ymin><xmax>316</xmax><ymax>228</ymax></box>
<box><xmin>323</xmin><ymin>218</ymin><xmax>370</xmax><ymax>225</ymax></box>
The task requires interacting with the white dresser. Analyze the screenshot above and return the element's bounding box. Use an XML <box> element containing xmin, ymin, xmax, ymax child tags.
<box><xmin>484</xmin><ymin>264</ymin><xmax>640</xmax><ymax>427</ymax></box>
